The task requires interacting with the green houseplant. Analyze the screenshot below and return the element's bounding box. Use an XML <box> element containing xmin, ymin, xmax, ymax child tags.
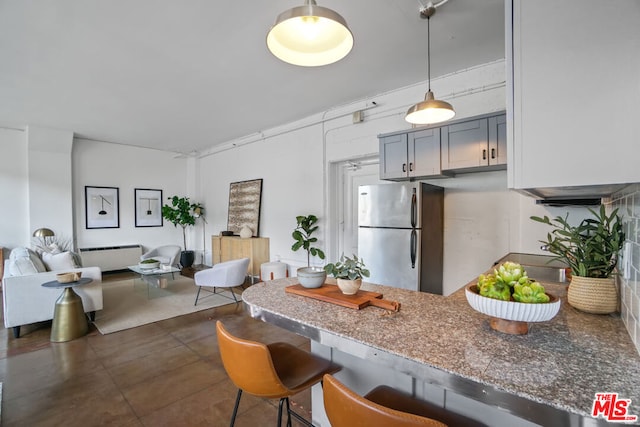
<box><xmin>292</xmin><ymin>215</ymin><xmax>327</xmax><ymax>288</ymax></box>
<box><xmin>162</xmin><ymin>196</ymin><xmax>200</xmax><ymax>268</ymax></box>
<box><xmin>324</xmin><ymin>254</ymin><xmax>370</xmax><ymax>295</ymax></box>
<box><xmin>530</xmin><ymin>205</ymin><xmax>625</xmax><ymax>314</ymax></box>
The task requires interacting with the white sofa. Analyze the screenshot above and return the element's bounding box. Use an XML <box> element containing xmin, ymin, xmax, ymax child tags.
<box><xmin>2</xmin><ymin>260</ymin><xmax>103</xmax><ymax>338</ymax></box>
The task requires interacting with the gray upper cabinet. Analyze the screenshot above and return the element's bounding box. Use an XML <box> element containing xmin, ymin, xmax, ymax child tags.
<box><xmin>441</xmin><ymin>113</ymin><xmax>506</xmax><ymax>172</ymax></box>
<box><xmin>379</xmin><ymin>128</ymin><xmax>443</xmax><ymax>180</ymax></box>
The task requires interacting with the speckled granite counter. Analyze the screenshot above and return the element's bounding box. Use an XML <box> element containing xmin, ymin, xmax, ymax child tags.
<box><xmin>243</xmin><ymin>277</ymin><xmax>640</xmax><ymax>426</ymax></box>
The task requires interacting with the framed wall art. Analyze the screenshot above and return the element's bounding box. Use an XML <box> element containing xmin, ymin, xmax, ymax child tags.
<box><xmin>227</xmin><ymin>178</ymin><xmax>263</xmax><ymax>237</ymax></box>
<box><xmin>85</xmin><ymin>186</ymin><xmax>120</xmax><ymax>229</ymax></box>
<box><xmin>134</xmin><ymin>188</ymin><xmax>163</xmax><ymax>227</ymax></box>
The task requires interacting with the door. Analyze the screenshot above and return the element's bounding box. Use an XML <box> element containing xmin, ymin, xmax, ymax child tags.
<box><xmin>409</xmin><ymin>128</ymin><xmax>441</xmax><ymax>177</ymax></box>
<box><xmin>358</xmin><ymin>227</ymin><xmax>420</xmax><ymax>291</ymax></box>
<box><xmin>358</xmin><ymin>183</ymin><xmax>421</xmax><ymax>229</ymax></box>
<box><xmin>441</xmin><ymin>118</ymin><xmax>489</xmax><ymax>170</ymax></box>
<box><xmin>379</xmin><ymin>134</ymin><xmax>408</xmax><ymax>180</ymax></box>
<box><xmin>488</xmin><ymin>114</ymin><xmax>507</xmax><ymax>166</ymax></box>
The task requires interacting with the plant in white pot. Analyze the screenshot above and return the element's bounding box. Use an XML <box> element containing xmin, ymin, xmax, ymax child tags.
<box><xmin>161</xmin><ymin>196</ymin><xmax>201</xmax><ymax>268</ymax></box>
<box><xmin>292</xmin><ymin>214</ymin><xmax>326</xmax><ymax>288</ymax></box>
<box><xmin>324</xmin><ymin>254</ymin><xmax>370</xmax><ymax>295</ymax></box>
<box><xmin>531</xmin><ymin>205</ymin><xmax>625</xmax><ymax>314</ymax></box>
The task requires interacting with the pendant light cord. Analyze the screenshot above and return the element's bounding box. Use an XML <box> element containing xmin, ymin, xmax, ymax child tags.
<box><xmin>427</xmin><ymin>15</ymin><xmax>431</xmax><ymax>92</ymax></box>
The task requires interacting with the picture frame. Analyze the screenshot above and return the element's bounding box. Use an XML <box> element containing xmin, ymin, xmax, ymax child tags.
<box><xmin>85</xmin><ymin>186</ymin><xmax>120</xmax><ymax>229</ymax></box>
<box><xmin>227</xmin><ymin>178</ymin><xmax>263</xmax><ymax>237</ymax></box>
<box><xmin>134</xmin><ymin>188</ymin><xmax>163</xmax><ymax>227</ymax></box>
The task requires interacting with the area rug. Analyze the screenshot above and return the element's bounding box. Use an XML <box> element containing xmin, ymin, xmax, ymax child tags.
<box><xmin>93</xmin><ymin>276</ymin><xmax>237</xmax><ymax>334</ymax></box>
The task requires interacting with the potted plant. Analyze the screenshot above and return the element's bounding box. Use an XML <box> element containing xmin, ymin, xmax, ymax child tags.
<box><xmin>324</xmin><ymin>254</ymin><xmax>370</xmax><ymax>295</ymax></box>
<box><xmin>530</xmin><ymin>205</ymin><xmax>625</xmax><ymax>314</ymax></box>
<box><xmin>162</xmin><ymin>196</ymin><xmax>200</xmax><ymax>268</ymax></box>
<box><xmin>292</xmin><ymin>215</ymin><xmax>326</xmax><ymax>288</ymax></box>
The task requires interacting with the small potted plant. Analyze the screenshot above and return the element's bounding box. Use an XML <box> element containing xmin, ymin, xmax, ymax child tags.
<box><xmin>531</xmin><ymin>205</ymin><xmax>625</xmax><ymax>314</ymax></box>
<box><xmin>324</xmin><ymin>254</ymin><xmax>370</xmax><ymax>295</ymax></box>
<box><xmin>162</xmin><ymin>196</ymin><xmax>201</xmax><ymax>268</ymax></box>
<box><xmin>292</xmin><ymin>215</ymin><xmax>326</xmax><ymax>288</ymax></box>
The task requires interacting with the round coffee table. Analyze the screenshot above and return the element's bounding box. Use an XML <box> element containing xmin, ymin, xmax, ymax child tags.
<box><xmin>42</xmin><ymin>278</ymin><xmax>93</xmax><ymax>342</ymax></box>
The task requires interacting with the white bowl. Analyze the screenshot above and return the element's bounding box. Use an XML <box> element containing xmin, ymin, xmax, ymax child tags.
<box><xmin>297</xmin><ymin>267</ymin><xmax>326</xmax><ymax>288</ymax></box>
<box><xmin>139</xmin><ymin>261</ymin><xmax>160</xmax><ymax>270</ymax></box>
<box><xmin>465</xmin><ymin>284</ymin><xmax>561</xmax><ymax>323</ymax></box>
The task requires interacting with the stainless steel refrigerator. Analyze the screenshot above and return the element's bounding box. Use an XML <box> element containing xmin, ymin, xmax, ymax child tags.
<box><xmin>358</xmin><ymin>182</ymin><xmax>444</xmax><ymax>294</ymax></box>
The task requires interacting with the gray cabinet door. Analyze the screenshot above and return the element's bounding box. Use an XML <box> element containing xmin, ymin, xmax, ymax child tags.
<box><xmin>379</xmin><ymin>134</ymin><xmax>408</xmax><ymax>180</ymax></box>
<box><xmin>409</xmin><ymin>128</ymin><xmax>441</xmax><ymax>178</ymax></box>
<box><xmin>441</xmin><ymin>118</ymin><xmax>489</xmax><ymax>170</ymax></box>
<box><xmin>488</xmin><ymin>114</ymin><xmax>507</xmax><ymax>166</ymax></box>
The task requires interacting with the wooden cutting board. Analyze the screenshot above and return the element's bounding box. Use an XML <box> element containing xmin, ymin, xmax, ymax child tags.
<box><xmin>285</xmin><ymin>284</ymin><xmax>401</xmax><ymax>311</ymax></box>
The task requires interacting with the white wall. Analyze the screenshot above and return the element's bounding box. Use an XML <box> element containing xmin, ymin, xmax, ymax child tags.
<box><xmin>72</xmin><ymin>138</ymin><xmax>190</xmax><ymax>254</ymax></box>
<box><xmin>0</xmin><ymin>128</ymin><xmax>29</xmax><ymax>249</ymax></box>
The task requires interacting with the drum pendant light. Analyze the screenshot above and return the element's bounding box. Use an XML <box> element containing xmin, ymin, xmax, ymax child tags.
<box><xmin>405</xmin><ymin>4</ymin><xmax>455</xmax><ymax>125</ymax></box>
<box><xmin>266</xmin><ymin>0</ymin><xmax>353</xmax><ymax>67</ymax></box>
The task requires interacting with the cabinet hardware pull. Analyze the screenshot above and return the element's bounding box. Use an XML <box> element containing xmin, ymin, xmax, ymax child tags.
<box><xmin>409</xmin><ymin>162</ymin><xmax>413</xmax><ymax>172</ymax></box>
<box><xmin>402</xmin><ymin>163</ymin><xmax>406</xmax><ymax>172</ymax></box>
<box><xmin>482</xmin><ymin>149</ymin><xmax>487</xmax><ymax>160</ymax></box>
<box><xmin>491</xmin><ymin>148</ymin><xmax>496</xmax><ymax>159</ymax></box>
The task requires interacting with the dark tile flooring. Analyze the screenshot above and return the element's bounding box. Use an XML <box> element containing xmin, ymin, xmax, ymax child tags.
<box><xmin>0</xmin><ymin>274</ymin><xmax>312</xmax><ymax>426</ymax></box>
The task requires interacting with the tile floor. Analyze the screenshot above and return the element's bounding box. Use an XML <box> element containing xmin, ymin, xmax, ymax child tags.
<box><xmin>0</xmin><ymin>274</ymin><xmax>312</xmax><ymax>426</ymax></box>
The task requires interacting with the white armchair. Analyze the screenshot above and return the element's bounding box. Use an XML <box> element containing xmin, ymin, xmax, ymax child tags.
<box><xmin>140</xmin><ymin>245</ymin><xmax>181</xmax><ymax>267</ymax></box>
<box><xmin>193</xmin><ymin>258</ymin><xmax>250</xmax><ymax>306</ymax></box>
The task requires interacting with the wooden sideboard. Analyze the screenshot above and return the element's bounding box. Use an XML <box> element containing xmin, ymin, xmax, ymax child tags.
<box><xmin>211</xmin><ymin>236</ymin><xmax>270</xmax><ymax>281</ymax></box>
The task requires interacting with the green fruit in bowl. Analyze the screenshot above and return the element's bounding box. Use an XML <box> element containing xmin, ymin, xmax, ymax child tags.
<box><xmin>140</xmin><ymin>259</ymin><xmax>159</xmax><ymax>264</ymax></box>
<box><xmin>477</xmin><ymin>262</ymin><xmax>550</xmax><ymax>303</ymax></box>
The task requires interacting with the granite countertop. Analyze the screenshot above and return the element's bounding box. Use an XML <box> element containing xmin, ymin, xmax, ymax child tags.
<box><xmin>242</xmin><ymin>276</ymin><xmax>640</xmax><ymax>423</ymax></box>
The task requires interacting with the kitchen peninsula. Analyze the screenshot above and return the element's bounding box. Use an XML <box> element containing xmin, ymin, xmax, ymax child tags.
<box><xmin>242</xmin><ymin>277</ymin><xmax>640</xmax><ymax>427</ymax></box>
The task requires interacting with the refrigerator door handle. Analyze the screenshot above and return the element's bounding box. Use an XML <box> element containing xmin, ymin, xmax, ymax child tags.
<box><xmin>410</xmin><ymin>229</ymin><xmax>417</xmax><ymax>268</ymax></box>
<box><xmin>411</xmin><ymin>189</ymin><xmax>417</xmax><ymax>228</ymax></box>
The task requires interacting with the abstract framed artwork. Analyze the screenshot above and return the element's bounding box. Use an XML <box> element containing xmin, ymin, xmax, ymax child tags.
<box><xmin>85</xmin><ymin>186</ymin><xmax>120</xmax><ymax>229</ymax></box>
<box><xmin>227</xmin><ymin>178</ymin><xmax>263</xmax><ymax>237</ymax></box>
<box><xmin>134</xmin><ymin>188</ymin><xmax>163</xmax><ymax>227</ymax></box>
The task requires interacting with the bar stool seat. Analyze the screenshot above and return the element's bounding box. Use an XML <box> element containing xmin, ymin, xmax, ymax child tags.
<box><xmin>216</xmin><ymin>321</ymin><xmax>341</xmax><ymax>426</ymax></box>
<box><xmin>323</xmin><ymin>374</ymin><xmax>487</xmax><ymax>427</ymax></box>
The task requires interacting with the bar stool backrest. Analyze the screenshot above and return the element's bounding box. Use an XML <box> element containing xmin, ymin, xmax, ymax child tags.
<box><xmin>323</xmin><ymin>374</ymin><xmax>448</xmax><ymax>427</ymax></box>
<box><xmin>216</xmin><ymin>321</ymin><xmax>289</xmax><ymax>398</ymax></box>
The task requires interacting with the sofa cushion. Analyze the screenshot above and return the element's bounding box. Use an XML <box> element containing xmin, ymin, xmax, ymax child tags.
<box><xmin>8</xmin><ymin>247</ymin><xmax>47</xmax><ymax>276</ymax></box>
<box><xmin>42</xmin><ymin>251</ymin><xmax>78</xmax><ymax>271</ymax></box>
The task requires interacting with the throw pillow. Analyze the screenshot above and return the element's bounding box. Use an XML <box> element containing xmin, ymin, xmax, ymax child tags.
<box><xmin>42</xmin><ymin>251</ymin><xmax>77</xmax><ymax>271</ymax></box>
<box><xmin>8</xmin><ymin>247</ymin><xmax>47</xmax><ymax>276</ymax></box>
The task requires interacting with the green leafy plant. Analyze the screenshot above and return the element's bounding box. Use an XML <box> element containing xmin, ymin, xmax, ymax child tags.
<box><xmin>531</xmin><ymin>205</ymin><xmax>625</xmax><ymax>278</ymax></box>
<box><xmin>140</xmin><ymin>258</ymin><xmax>159</xmax><ymax>264</ymax></box>
<box><xmin>324</xmin><ymin>254</ymin><xmax>370</xmax><ymax>280</ymax></box>
<box><xmin>161</xmin><ymin>196</ymin><xmax>199</xmax><ymax>250</ymax></box>
<box><xmin>291</xmin><ymin>215</ymin><xmax>325</xmax><ymax>267</ymax></box>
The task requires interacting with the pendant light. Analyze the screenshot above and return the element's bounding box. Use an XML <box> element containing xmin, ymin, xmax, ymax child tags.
<box><xmin>405</xmin><ymin>4</ymin><xmax>455</xmax><ymax>125</ymax></box>
<box><xmin>266</xmin><ymin>0</ymin><xmax>353</xmax><ymax>67</ymax></box>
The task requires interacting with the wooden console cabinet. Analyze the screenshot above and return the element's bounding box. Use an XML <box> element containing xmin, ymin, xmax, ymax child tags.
<box><xmin>211</xmin><ymin>236</ymin><xmax>270</xmax><ymax>280</ymax></box>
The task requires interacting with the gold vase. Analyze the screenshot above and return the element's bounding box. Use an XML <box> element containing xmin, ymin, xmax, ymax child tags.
<box><xmin>567</xmin><ymin>276</ymin><xmax>618</xmax><ymax>314</ymax></box>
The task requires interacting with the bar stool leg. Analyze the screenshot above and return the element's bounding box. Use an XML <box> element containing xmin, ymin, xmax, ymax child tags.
<box><xmin>230</xmin><ymin>389</ymin><xmax>242</xmax><ymax>427</ymax></box>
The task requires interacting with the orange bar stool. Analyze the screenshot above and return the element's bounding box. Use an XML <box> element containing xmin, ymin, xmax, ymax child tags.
<box><xmin>323</xmin><ymin>374</ymin><xmax>487</xmax><ymax>427</ymax></box>
<box><xmin>216</xmin><ymin>321</ymin><xmax>341</xmax><ymax>427</ymax></box>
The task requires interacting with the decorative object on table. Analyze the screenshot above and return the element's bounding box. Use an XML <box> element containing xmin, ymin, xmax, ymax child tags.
<box><xmin>227</xmin><ymin>178</ymin><xmax>262</xmax><ymax>237</ymax></box>
<box><xmin>324</xmin><ymin>254</ymin><xmax>370</xmax><ymax>295</ymax></box>
<box><xmin>285</xmin><ymin>284</ymin><xmax>400</xmax><ymax>311</ymax></box>
<box><xmin>465</xmin><ymin>262</ymin><xmax>560</xmax><ymax>335</ymax></box>
<box><xmin>56</xmin><ymin>271</ymin><xmax>82</xmax><ymax>283</ymax></box>
<box><xmin>531</xmin><ymin>205</ymin><xmax>625</xmax><ymax>314</ymax></box>
<box><xmin>221</xmin><ymin>230</ymin><xmax>234</xmax><ymax>236</ymax></box>
<box><xmin>239</xmin><ymin>225</ymin><xmax>253</xmax><ymax>239</ymax></box>
<box><xmin>85</xmin><ymin>186</ymin><xmax>119</xmax><ymax>229</ymax></box>
<box><xmin>292</xmin><ymin>214</ymin><xmax>327</xmax><ymax>288</ymax></box>
<box><xmin>134</xmin><ymin>188</ymin><xmax>163</xmax><ymax>227</ymax></box>
<box><xmin>162</xmin><ymin>195</ymin><xmax>202</xmax><ymax>268</ymax></box>
<box><xmin>138</xmin><ymin>258</ymin><xmax>160</xmax><ymax>270</ymax></box>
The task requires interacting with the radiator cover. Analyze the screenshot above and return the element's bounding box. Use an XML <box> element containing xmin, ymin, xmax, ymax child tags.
<box><xmin>79</xmin><ymin>245</ymin><xmax>142</xmax><ymax>272</ymax></box>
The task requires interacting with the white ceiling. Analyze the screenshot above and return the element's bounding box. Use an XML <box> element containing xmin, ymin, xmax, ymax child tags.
<box><xmin>0</xmin><ymin>0</ymin><xmax>505</xmax><ymax>155</ymax></box>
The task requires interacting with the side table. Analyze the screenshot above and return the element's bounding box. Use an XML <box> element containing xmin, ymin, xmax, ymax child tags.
<box><xmin>42</xmin><ymin>278</ymin><xmax>93</xmax><ymax>342</ymax></box>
